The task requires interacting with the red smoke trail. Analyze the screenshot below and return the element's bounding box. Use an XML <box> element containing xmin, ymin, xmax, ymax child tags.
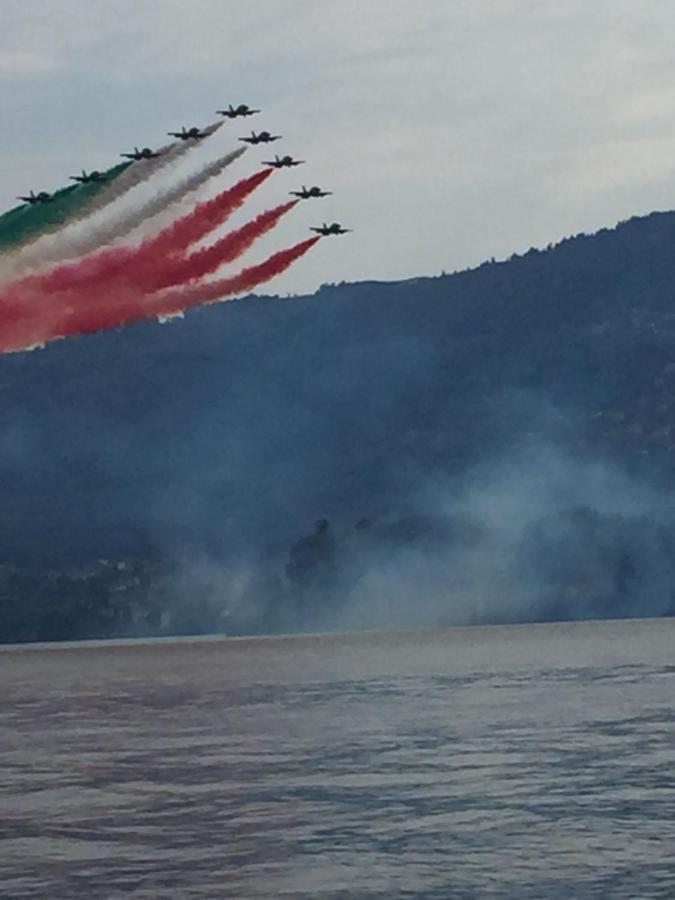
<box><xmin>144</xmin><ymin>199</ymin><xmax>299</xmax><ymax>292</ymax></box>
<box><xmin>8</xmin><ymin>169</ymin><xmax>273</xmax><ymax>296</ymax></box>
<box><xmin>0</xmin><ymin>237</ymin><xmax>321</xmax><ymax>353</ymax></box>
<box><xmin>61</xmin><ymin>236</ymin><xmax>321</xmax><ymax>335</ymax></box>
<box><xmin>143</xmin><ymin>236</ymin><xmax>321</xmax><ymax>316</ymax></box>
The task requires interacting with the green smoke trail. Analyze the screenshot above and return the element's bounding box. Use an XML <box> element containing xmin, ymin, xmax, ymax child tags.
<box><xmin>0</xmin><ymin>160</ymin><xmax>131</xmax><ymax>252</ymax></box>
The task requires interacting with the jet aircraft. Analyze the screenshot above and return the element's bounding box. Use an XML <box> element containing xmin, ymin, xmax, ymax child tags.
<box><xmin>168</xmin><ymin>126</ymin><xmax>207</xmax><ymax>140</ymax></box>
<box><xmin>311</xmin><ymin>222</ymin><xmax>351</xmax><ymax>236</ymax></box>
<box><xmin>17</xmin><ymin>190</ymin><xmax>53</xmax><ymax>205</ymax></box>
<box><xmin>120</xmin><ymin>147</ymin><xmax>161</xmax><ymax>161</ymax></box>
<box><xmin>217</xmin><ymin>104</ymin><xmax>260</xmax><ymax>118</ymax></box>
<box><xmin>239</xmin><ymin>130</ymin><xmax>281</xmax><ymax>145</ymax></box>
<box><xmin>290</xmin><ymin>185</ymin><xmax>332</xmax><ymax>199</ymax></box>
<box><xmin>264</xmin><ymin>155</ymin><xmax>304</xmax><ymax>168</ymax></box>
<box><xmin>69</xmin><ymin>170</ymin><xmax>106</xmax><ymax>184</ymax></box>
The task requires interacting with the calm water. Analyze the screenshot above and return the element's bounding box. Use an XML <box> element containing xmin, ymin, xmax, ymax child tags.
<box><xmin>2</xmin><ymin>619</ymin><xmax>675</xmax><ymax>899</ymax></box>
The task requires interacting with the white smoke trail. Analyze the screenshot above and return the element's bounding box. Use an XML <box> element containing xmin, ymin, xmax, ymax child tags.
<box><xmin>79</xmin><ymin>145</ymin><xmax>248</xmax><ymax>252</ymax></box>
<box><xmin>80</xmin><ymin>121</ymin><xmax>224</xmax><ymax>217</ymax></box>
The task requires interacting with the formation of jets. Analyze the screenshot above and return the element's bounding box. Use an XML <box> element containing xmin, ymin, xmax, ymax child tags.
<box><xmin>69</xmin><ymin>170</ymin><xmax>106</xmax><ymax>184</ymax></box>
<box><xmin>226</xmin><ymin>105</ymin><xmax>351</xmax><ymax>234</ymax></box>
<box><xmin>17</xmin><ymin>190</ymin><xmax>53</xmax><ymax>205</ymax></box>
<box><xmin>16</xmin><ymin>103</ymin><xmax>352</xmax><ymax>234</ymax></box>
<box><xmin>217</xmin><ymin>104</ymin><xmax>260</xmax><ymax>119</ymax></box>
<box><xmin>240</xmin><ymin>130</ymin><xmax>281</xmax><ymax>145</ymax></box>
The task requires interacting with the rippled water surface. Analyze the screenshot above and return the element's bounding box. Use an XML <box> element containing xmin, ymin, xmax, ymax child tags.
<box><xmin>2</xmin><ymin>619</ymin><xmax>675</xmax><ymax>898</ymax></box>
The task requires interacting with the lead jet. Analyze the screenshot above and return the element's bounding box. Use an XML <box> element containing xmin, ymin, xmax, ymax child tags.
<box><xmin>69</xmin><ymin>169</ymin><xmax>107</xmax><ymax>184</ymax></box>
<box><xmin>311</xmin><ymin>222</ymin><xmax>351</xmax><ymax>236</ymax></box>
<box><xmin>290</xmin><ymin>185</ymin><xmax>332</xmax><ymax>199</ymax></box>
<box><xmin>168</xmin><ymin>126</ymin><xmax>207</xmax><ymax>140</ymax></box>
<box><xmin>217</xmin><ymin>104</ymin><xmax>260</xmax><ymax>119</ymax></box>
<box><xmin>239</xmin><ymin>130</ymin><xmax>281</xmax><ymax>145</ymax></box>
<box><xmin>17</xmin><ymin>190</ymin><xmax>53</xmax><ymax>205</ymax></box>
<box><xmin>263</xmin><ymin>154</ymin><xmax>304</xmax><ymax>168</ymax></box>
<box><xmin>121</xmin><ymin>146</ymin><xmax>161</xmax><ymax>160</ymax></box>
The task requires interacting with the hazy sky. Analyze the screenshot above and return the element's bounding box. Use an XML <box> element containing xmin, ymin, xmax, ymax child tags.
<box><xmin>2</xmin><ymin>0</ymin><xmax>675</xmax><ymax>295</ymax></box>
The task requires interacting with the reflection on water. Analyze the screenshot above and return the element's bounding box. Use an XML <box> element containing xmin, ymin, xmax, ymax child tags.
<box><xmin>2</xmin><ymin>620</ymin><xmax>675</xmax><ymax>898</ymax></box>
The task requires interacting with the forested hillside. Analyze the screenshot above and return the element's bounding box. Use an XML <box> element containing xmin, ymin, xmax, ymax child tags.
<box><xmin>4</xmin><ymin>210</ymin><xmax>675</xmax><ymax>641</ymax></box>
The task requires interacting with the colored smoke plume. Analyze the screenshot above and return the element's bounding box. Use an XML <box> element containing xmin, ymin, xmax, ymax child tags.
<box><xmin>0</xmin><ymin>161</ymin><xmax>131</xmax><ymax>251</ymax></box>
<box><xmin>0</xmin><ymin>125</ymin><xmax>231</xmax><ymax>280</ymax></box>
<box><xmin>62</xmin><ymin>236</ymin><xmax>321</xmax><ymax>335</ymax></box>
<box><xmin>8</xmin><ymin>168</ymin><xmax>272</xmax><ymax>296</ymax></box>
<box><xmin>146</xmin><ymin>199</ymin><xmax>299</xmax><ymax>291</ymax></box>
<box><xmin>0</xmin><ymin>237</ymin><xmax>321</xmax><ymax>353</ymax></box>
<box><xmin>56</xmin><ymin>143</ymin><xmax>248</xmax><ymax>262</ymax></box>
<box><xmin>85</xmin><ymin>120</ymin><xmax>224</xmax><ymax>214</ymax></box>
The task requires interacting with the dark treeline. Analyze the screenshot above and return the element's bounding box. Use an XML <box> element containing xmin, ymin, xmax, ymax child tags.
<box><xmin>3</xmin><ymin>209</ymin><xmax>675</xmax><ymax>641</ymax></box>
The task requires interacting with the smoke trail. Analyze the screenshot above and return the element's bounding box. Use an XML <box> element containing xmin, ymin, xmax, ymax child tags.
<box><xmin>0</xmin><ymin>160</ymin><xmax>130</xmax><ymax>230</ymax></box>
<box><xmin>8</xmin><ymin>146</ymin><xmax>247</xmax><ymax>280</ymax></box>
<box><xmin>62</xmin><ymin>236</ymin><xmax>321</xmax><ymax>337</ymax></box>
<box><xmin>0</xmin><ymin>122</ymin><xmax>227</xmax><ymax>277</ymax></box>
<box><xmin>78</xmin><ymin>145</ymin><xmax>250</xmax><ymax>253</ymax></box>
<box><xmin>0</xmin><ymin>161</ymin><xmax>131</xmax><ymax>251</ymax></box>
<box><xmin>0</xmin><ymin>237</ymin><xmax>320</xmax><ymax>353</ymax></box>
<box><xmin>150</xmin><ymin>236</ymin><xmax>320</xmax><ymax>312</ymax></box>
<box><xmin>0</xmin><ymin>203</ymin><xmax>30</xmax><ymax>229</ymax></box>
<box><xmin>74</xmin><ymin>121</ymin><xmax>224</xmax><ymax>220</ymax></box>
<box><xmin>13</xmin><ymin>168</ymin><xmax>272</xmax><ymax>296</ymax></box>
<box><xmin>141</xmin><ymin>200</ymin><xmax>299</xmax><ymax>292</ymax></box>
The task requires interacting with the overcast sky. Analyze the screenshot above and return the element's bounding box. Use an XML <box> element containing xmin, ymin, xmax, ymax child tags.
<box><xmin>2</xmin><ymin>0</ymin><xmax>675</xmax><ymax>295</ymax></box>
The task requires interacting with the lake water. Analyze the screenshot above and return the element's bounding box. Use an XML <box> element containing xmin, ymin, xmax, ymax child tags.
<box><xmin>2</xmin><ymin>619</ymin><xmax>675</xmax><ymax>898</ymax></box>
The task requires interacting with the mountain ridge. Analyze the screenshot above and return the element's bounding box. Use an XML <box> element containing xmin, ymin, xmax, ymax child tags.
<box><xmin>3</xmin><ymin>207</ymin><xmax>675</xmax><ymax>640</ymax></box>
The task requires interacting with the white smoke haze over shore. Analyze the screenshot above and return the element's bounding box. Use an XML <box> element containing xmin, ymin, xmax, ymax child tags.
<box><xmin>151</xmin><ymin>400</ymin><xmax>675</xmax><ymax>637</ymax></box>
<box><xmin>329</xmin><ymin>444</ymin><xmax>672</xmax><ymax>633</ymax></box>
